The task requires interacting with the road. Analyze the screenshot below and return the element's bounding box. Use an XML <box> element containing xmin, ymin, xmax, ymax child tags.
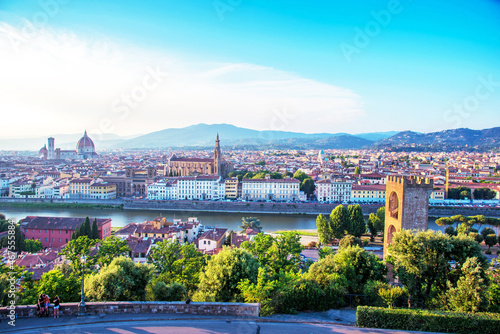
<box><xmin>8</xmin><ymin>319</ymin><xmax>440</xmax><ymax>334</ymax></box>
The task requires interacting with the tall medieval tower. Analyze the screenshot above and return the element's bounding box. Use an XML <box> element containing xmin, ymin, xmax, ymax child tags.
<box><xmin>383</xmin><ymin>176</ymin><xmax>434</xmax><ymax>259</ymax></box>
<box><xmin>47</xmin><ymin>137</ymin><xmax>55</xmax><ymax>160</ymax></box>
<box><xmin>214</xmin><ymin>133</ymin><xmax>222</xmax><ymax>176</ymax></box>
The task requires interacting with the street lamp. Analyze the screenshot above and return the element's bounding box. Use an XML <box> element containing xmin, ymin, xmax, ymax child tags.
<box><xmin>78</xmin><ymin>254</ymin><xmax>86</xmax><ymax>317</ymax></box>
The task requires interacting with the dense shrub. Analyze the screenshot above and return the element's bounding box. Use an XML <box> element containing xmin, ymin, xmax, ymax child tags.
<box><xmin>356</xmin><ymin>306</ymin><xmax>500</xmax><ymax>334</ymax></box>
<box><xmin>363</xmin><ymin>280</ymin><xmax>390</xmax><ymax>307</ymax></box>
<box><xmin>146</xmin><ymin>281</ymin><xmax>187</xmax><ymax>301</ymax></box>
<box><xmin>273</xmin><ymin>278</ymin><xmax>329</xmax><ymax>314</ymax></box>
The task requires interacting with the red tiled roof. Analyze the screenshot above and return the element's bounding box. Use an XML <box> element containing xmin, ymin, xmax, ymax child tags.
<box><xmin>21</xmin><ymin>216</ymin><xmax>111</xmax><ymax>231</ymax></box>
<box><xmin>198</xmin><ymin>228</ymin><xmax>227</xmax><ymax>242</ymax></box>
<box><xmin>231</xmin><ymin>234</ymin><xmax>249</xmax><ymax>248</ymax></box>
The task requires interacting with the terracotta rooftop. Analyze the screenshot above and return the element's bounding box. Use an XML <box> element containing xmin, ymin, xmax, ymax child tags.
<box><xmin>21</xmin><ymin>216</ymin><xmax>111</xmax><ymax>230</ymax></box>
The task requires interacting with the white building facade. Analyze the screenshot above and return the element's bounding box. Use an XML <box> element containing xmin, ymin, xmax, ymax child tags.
<box><xmin>316</xmin><ymin>179</ymin><xmax>352</xmax><ymax>203</ymax></box>
<box><xmin>241</xmin><ymin>178</ymin><xmax>305</xmax><ymax>201</ymax></box>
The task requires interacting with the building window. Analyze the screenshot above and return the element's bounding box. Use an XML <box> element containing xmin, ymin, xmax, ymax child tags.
<box><xmin>66</xmin><ymin>239</ymin><xmax>68</xmax><ymax>242</ymax></box>
<box><xmin>59</xmin><ymin>238</ymin><xmax>61</xmax><ymax>242</ymax></box>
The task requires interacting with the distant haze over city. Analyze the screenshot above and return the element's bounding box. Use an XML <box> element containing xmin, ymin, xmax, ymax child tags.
<box><xmin>1</xmin><ymin>123</ymin><xmax>499</xmax><ymax>151</ymax></box>
<box><xmin>0</xmin><ymin>1</ymin><xmax>499</xmax><ymax>139</ymax></box>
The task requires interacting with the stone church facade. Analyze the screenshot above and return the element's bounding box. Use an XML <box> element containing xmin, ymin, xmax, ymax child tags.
<box><xmin>167</xmin><ymin>134</ymin><xmax>233</xmax><ymax>178</ymax></box>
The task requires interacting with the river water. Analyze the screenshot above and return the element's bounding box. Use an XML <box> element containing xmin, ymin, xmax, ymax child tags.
<box><xmin>0</xmin><ymin>206</ymin><xmax>444</xmax><ymax>232</ymax></box>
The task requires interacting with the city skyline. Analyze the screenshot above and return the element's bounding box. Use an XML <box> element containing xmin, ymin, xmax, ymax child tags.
<box><xmin>0</xmin><ymin>0</ymin><xmax>499</xmax><ymax>139</ymax></box>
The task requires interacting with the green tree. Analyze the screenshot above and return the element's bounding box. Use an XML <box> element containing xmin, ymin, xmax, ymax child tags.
<box><xmin>240</xmin><ymin>217</ymin><xmax>263</xmax><ymax>233</ymax></box>
<box><xmin>270</xmin><ymin>172</ymin><xmax>283</xmax><ymax>179</ymax></box>
<box><xmin>316</xmin><ymin>214</ymin><xmax>333</xmax><ymax>245</ymax></box>
<box><xmin>450</xmin><ymin>215</ymin><xmax>467</xmax><ymax>229</ymax></box>
<box><xmin>484</xmin><ymin>234</ymin><xmax>497</xmax><ymax>251</ymax></box>
<box><xmin>469</xmin><ymin>232</ymin><xmax>484</xmax><ymax>244</ymax></box>
<box><xmin>238</xmin><ymin>267</ymin><xmax>277</xmax><ymax>316</ymax></box>
<box><xmin>174</xmin><ymin>243</ymin><xmax>207</xmax><ymax>292</ymax></box>
<box><xmin>252</xmin><ymin>172</ymin><xmax>267</xmax><ymax>179</ymax></box>
<box><xmin>293</xmin><ymin>170</ymin><xmax>308</xmax><ymax>183</ymax></box>
<box><xmin>146</xmin><ymin>281</ymin><xmax>187</xmax><ymax>301</ymax></box>
<box><xmin>435</xmin><ymin>217</ymin><xmax>454</xmax><ymax>227</ymax></box>
<box><xmin>448</xmin><ymin>186</ymin><xmax>471</xmax><ymax>200</ymax></box>
<box><xmin>23</xmin><ymin>239</ymin><xmax>43</xmax><ymax>253</ymax></box>
<box><xmin>300</xmin><ymin>178</ymin><xmax>316</xmax><ymax>198</ymax></box>
<box><xmin>193</xmin><ymin>247</ymin><xmax>259</xmax><ymax>302</ymax></box>
<box><xmin>333</xmin><ymin>245</ymin><xmax>386</xmax><ymax>294</ymax></box>
<box><xmin>241</xmin><ymin>233</ymin><xmax>274</xmax><ymax>268</ymax></box>
<box><xmin>347</xmin><ymin>204</ymin><xmax>366</xmax><ymax>237</ymax></box>
<box><xmin>96</xmin><ymin>236</ymin><xmax>130</xmax><ymax>267</ymax></box>
<box><xmin>37</xmin><ymin>270</ymin><xmax>80</xmax><ymax>303</ymax></box>
<box><xmin>378</xmin><ymin>286</ymin><xmax>405</xmax><ymax>309</ymax></box>
<box><xmin>84</xmin><ymin>217</ymin><xmax>91</xmax><ymax>237</ymax></box>
<box><xmin>147</xmin><ymin>239</ymin><xmax>182</xmax><ymax>274</ymax></box>
<box><xmin>354</xmin><ymin>166</ymin><xmax>361</xmax><ymax>175</ymax></box>
<box><xmin>481</xmin><ymin>227</ymin><xmax>496</xmax><ymax>241</ymax></box>
<box><xmin>448</xmin><ymin>257</ymin><xmax>488</xmax><ymax>313</ymax></box>
<box><xmin>318</xmin><ymin>247</ymin><xmax>336</xmax><ymax>259</ymax></box>
<box><xmin>367</xmin><ymin>213</ymin><xmax>381</xmax><ymax>241</ymax></box>
<box><xmin>373</xmin><ymin>207</ymin><xmax>385</xmax><ymax>235</ymax></box>
<box><xmin>329</xmin><ymin>205</ymin><xmax>349</xmax><ymax>239</ymax></box>
<box><xmin>339</xmin><ymin>235</ymin><xmax>362</xmax><ymax>249</ymax></box>
<box><xmin>487</xmin><ymin>258</ymin><xmax>500</xmax><ymax>313</ymax></box>
<box><xmin>60</xmin><ymin>236</ymin><xmax>97</xmax><ymax>275</ymax></box>
<box><xmin>268</xmin><ymin>231</ymin><xmax>304</xmax><ymax>273</ymax></box>
<box><xmin>85</xmin><ymin>256</ymin><xmax>153</xmax><ymax>301</ymax></box>
<box><xmin>473</xmin><ymin>187</ymin><xmax>496</xmax><ymax>200</ymax></box>
<box><xmin>91</xmin><ymin>219</ymin><xmax>99</xmax><ymax>240</ymax></box>
<box><xmin>389</xmin><ymin>230</ymin><xmax>487</xmax><ymax>308</ymax></box>
<box><xmin>444</xmin><ymin>226</ymin><xmax>457</xmax><ymax>236</ymax></box>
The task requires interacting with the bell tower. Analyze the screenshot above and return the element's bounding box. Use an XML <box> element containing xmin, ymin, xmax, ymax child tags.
<box><xmin>214</xmin><ymin>133</ymin><xmax>222</xmax><ymax>176</ymax></box>
<box><xmin>383</xmin><ymin>176</ymin><xmax>434</xmax><ymax>259</ymax></box>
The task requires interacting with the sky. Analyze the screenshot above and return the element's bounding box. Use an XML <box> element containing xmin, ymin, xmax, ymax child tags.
<box><xmin>0</xmin><ymin>0</ymin><xmax>499</xmax><ymax>139</ymax></box>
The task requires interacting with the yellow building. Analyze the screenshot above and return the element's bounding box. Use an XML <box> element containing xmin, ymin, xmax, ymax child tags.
<box><xmin>69</xmin><ymin>178</ymin><xmax>94</xmax><ymax>199</ymax></box>
<box><xmin>351</xmin><ymin>184</ymin><xmax>386</xmax><ymax>202</ymax></box>
<box><xmin>90</xmin><ymin>182</ymin><xmax>117</xmax><ymax>199</ymax></box>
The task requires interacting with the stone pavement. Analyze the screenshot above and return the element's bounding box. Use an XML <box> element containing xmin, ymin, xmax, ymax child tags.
<box><xmin>0</xmin><ymin>308</ymin><xmax>358</xmax><ymax>332</ymax></box>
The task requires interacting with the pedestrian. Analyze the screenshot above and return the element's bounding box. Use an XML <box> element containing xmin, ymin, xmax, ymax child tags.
<box><xmin>37</xmin><ymin>294</ymin><xmax>44</xmax><ymax>317</ymax></box>
<box><xmin>53</xmin><ymin>296</ymin><xmax>60</xmax><ymax>318</ymax></box>
<box><xmin>43</xmin><ymin>293</ymin><xmax>50</xmax><ymax>317</ymax></box>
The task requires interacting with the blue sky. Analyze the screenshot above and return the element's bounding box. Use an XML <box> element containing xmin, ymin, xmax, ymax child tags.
<box><xmin>0</xmin><ymin>0</ymin><xmax>499</xmax><ymax>138</ymax></box>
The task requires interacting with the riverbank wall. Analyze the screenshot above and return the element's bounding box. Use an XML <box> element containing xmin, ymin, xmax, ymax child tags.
<box><xmin>0</xmin><ymin>198</ymin><xmax>499</xmax><ymax>217</ymax></box>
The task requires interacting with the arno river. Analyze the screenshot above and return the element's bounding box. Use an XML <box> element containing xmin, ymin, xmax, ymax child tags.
<box><xmin>0</xmin><ymin>206</ymin><xmax>444</xmax><ymax>232</ymax></box>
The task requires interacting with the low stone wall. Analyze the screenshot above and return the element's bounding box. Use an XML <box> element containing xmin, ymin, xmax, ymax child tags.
<box><xmin>0</xmin><ymin>301</ymin><xmax>259</xmax><ymax>319</ymax></box>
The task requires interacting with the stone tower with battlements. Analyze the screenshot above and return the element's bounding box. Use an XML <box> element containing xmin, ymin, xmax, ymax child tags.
<box><xmin>383</xmin><ymin>175</ymin><xmax>434</xmax><ymax>259</ymax></box>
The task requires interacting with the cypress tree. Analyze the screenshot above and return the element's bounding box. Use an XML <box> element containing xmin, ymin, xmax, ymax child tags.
<box><xmin>91</xmin><ymin>218</ymin><xmax>99</xmax><ymax>240</ymax></box>
<box><xmin>84</xmin><ymin>217</ymin><xmax>91</xmax><ymax>237</ymax></box>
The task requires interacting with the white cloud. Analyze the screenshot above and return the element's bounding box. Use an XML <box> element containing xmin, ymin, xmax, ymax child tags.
<box><xmin>0</xmin><ymin>23</ymin><xmax>364</xmax><ymax>138</ymax></box>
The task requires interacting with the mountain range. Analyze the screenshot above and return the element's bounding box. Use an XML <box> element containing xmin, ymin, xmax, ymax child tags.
<box><xmin>0</xmin><ymin>123</ymin><xmax>499</xmax><ymax>151</ymax></box>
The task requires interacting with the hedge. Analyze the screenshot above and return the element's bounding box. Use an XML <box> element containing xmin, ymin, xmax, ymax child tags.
<box><xmin>356</xmin><ymin>306</ymin><xmax>500</xmax><ymax>334</ymax></box>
